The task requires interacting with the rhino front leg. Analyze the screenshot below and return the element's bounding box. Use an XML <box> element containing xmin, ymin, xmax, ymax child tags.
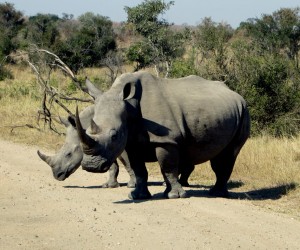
<box><xmin>102</xmin><ymin>161</ymin><xmax>120</xmax><ymax>188</ymax></box>
<box><xmin>156</xmin><ymin>145</ymin><xmax>187</xmax><ymax>199</ymax></box>
<box><xmin>126</xmin><ymin>149</ymin><xmax>151</xmax><ymax>200</ymax></box>
<box><xmin>118</xmin><ymin>153</ymin><xmax>136</xmax><ymax>188</ymax></box>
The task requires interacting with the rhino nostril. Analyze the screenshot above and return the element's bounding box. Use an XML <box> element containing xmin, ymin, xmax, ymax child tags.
<box><xmin>57</xmin><ymin>172</ymin><xmax>64</xmax><ymax>179</ymax></box>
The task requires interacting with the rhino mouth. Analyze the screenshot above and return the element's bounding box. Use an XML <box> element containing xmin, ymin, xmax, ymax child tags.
<box><xmin>56</xmin><ymin>172</ymin><xmax>66</xmax><ymax>181</ymax></box>
<box><xmin>81</xmin><ymin>154</ymin><xmax>111</xmax><ymax>173</ymax></box>
<box><xmin>55</xmin><ymin>165</ymin><xmax>81</xmax><ymax>181</ymax></box>
<box><xmin>81</xmin><ymin>161</ymin><xmax>110</xmax><ymax>173</ymax></box>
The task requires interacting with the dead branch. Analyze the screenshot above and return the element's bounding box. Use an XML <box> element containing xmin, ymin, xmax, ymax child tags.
<box><xmin>1</xmin><ymin>124</ymin><xmax>42</xmax><ymax>134</ymax></box>
<box><xmin>13</xmin><ymin>47</ymin><xmax>94</xmax><ymax>135</ymax></box>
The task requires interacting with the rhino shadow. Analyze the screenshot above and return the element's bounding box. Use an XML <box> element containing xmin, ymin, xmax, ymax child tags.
<box><xmin>63</xmin><ymin>181</ymin><xmax>164</xmax><ymax>189</ymax></box>
<box><xmin>187</xmin><ymin>182</ymin><xmax>298</xmax><ymax>200</ymax></box>
<box><xmin>64</xmin><ymin>185</ymin><xmax>105</xmax><ymax>189</ymax></box>
<box><xmin>114</xmin><ymin>182</ymin><xmax>298</xmax><ymax>204</ymax></box>
<box><xmin>113</xmin><ymin>192</ymin><xmax>167</xmax><ymax>204</ymax></box>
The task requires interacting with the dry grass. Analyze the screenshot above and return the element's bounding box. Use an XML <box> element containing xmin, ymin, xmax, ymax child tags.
<box><xmin>147</xmin><ymin>136</ymin><xmax>300</xmax><ymax>217</ymax></box>
<box><xmin>1</xmin><ymin>65</ymin><xmax>300</xmax><ymax>218</ymax></box>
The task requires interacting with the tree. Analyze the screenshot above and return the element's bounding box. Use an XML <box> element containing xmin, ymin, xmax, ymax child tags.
<box><xmin>0</xmin><ymin>2</ymin><xmax>24</xmax><ymax>57</ymax></box>
<box><xmin>24</xmin><ymin>14</ymin><xmax>60</xmax><ymax>49</ymax></box>
<box><xmin>228</xmin><ymin>39</ymin><xmax>300</xmax><ymax>136</ymax></box>
<box><xmin>125</xmin><ymin>0</ymin><xmax>185</xmax><ymax>76</ymax></box>
<box><xmin>55</xmin><ymin>12</ymin><xmax>116</xmax><ymax>73</ymax></box>
<box><xmin>0</xmin><ymin>2</ymin><xmax>25</xmax><ymax>79</ymax></box>
<box><xmin>241</xmin><ymin>7</ymin><xmax>300</xmax><ymax>68</ymax></box>
<box><xmin>194</xmin><ymin>17</ymin><xmax>233</xmax><ymax>81</ymax></box>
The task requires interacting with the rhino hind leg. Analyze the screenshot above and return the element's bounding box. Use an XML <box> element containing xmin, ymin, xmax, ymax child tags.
<box><xmin>102</xmin><ymin>162</ymin><xmax>120</xmax><ymax>188</ymax></box>
<box><xmin>118</xmin><ymin>154</ymin><xmax>136</xmax><ymax>188</ymax></box>
<box><xmin>178</xmin><ymin>163</ymin><xmax>195</xmax><ymax>187</ymax></box>
<box><xmin>209</xmin><ymin>148</ymin><xmax>237</xmax><ymax>198</ymax></box>
<box><xmin>163</xmin><ymin>174</ymin><xmax>188</xmax><ymax>199</ymax></box>
<box><xmin>156</xmin><ymin>146</ymin><xmax>188</xmax><ymax>199</ymax></box>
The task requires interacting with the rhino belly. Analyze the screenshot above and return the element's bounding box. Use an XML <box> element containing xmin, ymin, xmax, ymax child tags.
<box><xmin>185</xmin><ymin>142</ymin><xmax>226</xmax><ymax>164</ymax></box>
<box><xmin>184</xmin><ymin>122</ymin><xmax>238</xmax><ymax>164</ymax></box>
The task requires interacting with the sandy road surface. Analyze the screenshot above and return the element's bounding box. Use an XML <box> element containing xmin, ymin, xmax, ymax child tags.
<box><xmin>1</xmin><ymin>139</ymin><xmax>300</xmax><ymax>250</ymax></box>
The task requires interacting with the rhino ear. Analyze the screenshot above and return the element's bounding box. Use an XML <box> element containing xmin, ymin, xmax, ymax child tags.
<box><xmin>67</xmin><ymin>115</ymin><xmax>76</xmax><ymax>128</ymax></box>
<box><xmin>85</xmin><ymin>78</ymin><xmax>102</xmax><ymax>99</ymax></box>
<box><xmin>59</xmin><ymin>116</ymin><xmax>71</xmax><ymax>127</ymax></box>
<box><xmin>122</xmin><ymin>82</ymin><xmax>136</xmax><ymax>100</ymax></box>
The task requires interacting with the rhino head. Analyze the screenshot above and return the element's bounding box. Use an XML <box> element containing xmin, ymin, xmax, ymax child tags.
<box><xmin>76</xmin><ymin>75</ymin><xmax>138</xmax><ymax>173</ymax></box>
<box><xmin>37</xmin><ymin>116</ymin><xmax>83</xmax><ymax>181</ymax></box>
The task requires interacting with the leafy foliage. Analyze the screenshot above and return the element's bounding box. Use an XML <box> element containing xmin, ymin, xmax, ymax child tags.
<box><xmin>55</xmin><ymin>12</ymin><xmax>116</xmax><ymax>73</ymax></box>
<box><xmin>125</xmin><ymin>0</ymin><xmax>185</xmax><ymax>75</ymax></box>
<box><xmin>241</xmin><ymin>8</ymin><xmax>300</xmax><ymax>68</ymax></box>
<box><xmin>24</xmin><ymin>14</ymin><xmax>60</xmax><ymax>48</ymax></box>
<box><xmin>0</xmin><ymin>2</ymin><xmax>25</xmax><ymax>58</ymax></box>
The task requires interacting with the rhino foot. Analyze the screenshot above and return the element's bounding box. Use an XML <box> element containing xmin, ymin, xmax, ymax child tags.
<box><xmin>102</xmin><ymin>181</ymin><xmax>120</xmax><ymax>188</ymax></box>
<box><xmin>164</xmin><ymin>187</ymin><xmax>188</xmax><ymax>199</ymax></box>
<box><xmin>209</xmin><ymin>186</ymin><xmax>229</xmax><ymax>198</ymax></box>
<box><xmin>127</xmin><ymin>179</ymin><xmax>136</xmax><ymax>188</ymax></box>
<box><xmin>128</xmin><ymin>188</ymin><xmax>152</xmax><ymax>200</ymax></box>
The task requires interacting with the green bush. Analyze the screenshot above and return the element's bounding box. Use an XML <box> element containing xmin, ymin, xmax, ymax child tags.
<box><xmin>169</xmin><ymin>58</ymin><xmax>198</xmax><ymax>78</ymax></box>
<box><xmin>229</xmin><ymin>40</ymin><xmax>300</xmax><ymax>136</ymax></box>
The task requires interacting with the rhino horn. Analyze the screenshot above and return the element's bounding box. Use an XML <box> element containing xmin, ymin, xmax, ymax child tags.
<box><xmin>75</xmin><ymin>106</ymin><xmax>96</xmax><ymax>155</ymax></box>
<box><xmin>37</xmin><ymin>150</ymin><xmax>53</xmax><ymax>167</ymax></box>
<box><xmin>90</xmin><ymin>119</ymin><xmax>101</xmax><ymax>134</ymax></box>
<box><xmin>85</xmin><ymin>78</ymin><xmax>102</xmax><ymax>99</ymax></box>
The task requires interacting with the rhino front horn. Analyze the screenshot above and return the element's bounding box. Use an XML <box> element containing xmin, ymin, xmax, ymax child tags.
<box><xmin>37</xmin><ymin>150</ymin><xmax>53</xmax><ymax>167</ymax></box>
<box><xmin>75</xmin><ymin>106</ymin><xmax>96</xmax><ymax>155</ymax></box>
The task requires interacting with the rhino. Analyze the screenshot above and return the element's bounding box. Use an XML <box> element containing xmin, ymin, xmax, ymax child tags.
<box><xmin>37</xmin><ymin>105</ymin><xmax>136</xmax><ymax>188</ymax></box>
<box><xmin>37</xmin><ymin>78</ymin><xmax>194</xmax><ymax>187</ymax></box>
<box><xmin>76</xmin><ymin>71</ymin><xmax>250</xmax><ymax>199</ymax></box>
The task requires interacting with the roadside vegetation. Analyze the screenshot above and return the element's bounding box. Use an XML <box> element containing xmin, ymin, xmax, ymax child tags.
<box><xmin>0</xmin><ymin>1</ymin><xmax>299</xmax><ymax>217</ymax></box>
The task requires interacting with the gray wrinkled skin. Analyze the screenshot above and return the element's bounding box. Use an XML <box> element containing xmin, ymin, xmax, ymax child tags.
<box><xmin>77</xmin><ymin>72</ymin><xmax>250</xmax><ymax>199</ymax></box>
<box><xmin>37</xmin><ymin>105</ymin><xmax>136</xmax><ymax>188</ymax></box>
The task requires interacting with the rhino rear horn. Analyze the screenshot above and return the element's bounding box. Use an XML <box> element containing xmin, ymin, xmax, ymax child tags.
<box><xmin>37</xmin><ymin>150</ymin><xmax>53</xmax><ymax>167</ymax></box>
<box><xmin>75</xmin><ymin>106</ymin><xmax>96</xmax><ymax>155</ymax></box>
<box><xmin>85</xmin><ymin>78</ymin><xmax>102</xmax><ymax>99</ymax></box>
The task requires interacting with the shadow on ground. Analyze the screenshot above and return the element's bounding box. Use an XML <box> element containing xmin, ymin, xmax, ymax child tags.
<box><xmin>187</xmin><ymin>182</ymin><xmax>298</xmax><ymax>200</ymax></box>
<box><xmin>114</xmin><ymin>181</ymin><xmax>298</xmax><ymax>204</ymax></box>
<box><xmin>63</xmin><ymin>181</ymin><xmax>164</xmax><ymax>189</ymax></box>
<box><xmin>64</xmin><ymin>180</ymin><xmax>298</xmax><ymax>203</ymax></box>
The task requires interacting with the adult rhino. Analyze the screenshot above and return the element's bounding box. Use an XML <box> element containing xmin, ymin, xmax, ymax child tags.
<box><xmin>76</xmin><ymin>72</ymin><xmax>250</xmax><ymax>199</ymax></box>
<box><xmin>37</xmin><ymin>105</ymin><xmax>136</xmax><ymax>188</ymax></box>
<box><xmin>37</xmin><ymin>78</ymin><xmax>194</xmax><ymax>187</ymax></box>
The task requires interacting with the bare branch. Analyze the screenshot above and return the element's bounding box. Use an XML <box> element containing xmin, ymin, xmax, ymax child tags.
<box><xmin>13</xmin><ymin>47</ymin><xmax>95</xmax><ymax>135</ymax></box>
<box><xmin>0</xmin><ymin>124</ymin><xmax>42</xmax><ymax>133</ymax></box>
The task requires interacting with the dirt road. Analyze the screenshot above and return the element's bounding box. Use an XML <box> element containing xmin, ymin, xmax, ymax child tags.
<box><xmin>1</xmin><ymin>139</ymin><xmax>300</xmax><ymax>250</ymax></box>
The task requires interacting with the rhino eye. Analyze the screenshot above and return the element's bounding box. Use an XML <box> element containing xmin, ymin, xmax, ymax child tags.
<box><xmin>110</xmin><ymin>130</ymin><xmax>118</xmax><ymax>141</ymax></box>
<box><xmin>65</xmin><ymin>152</ymin><xmax>72</xmax><ymax>158</ymax></box>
